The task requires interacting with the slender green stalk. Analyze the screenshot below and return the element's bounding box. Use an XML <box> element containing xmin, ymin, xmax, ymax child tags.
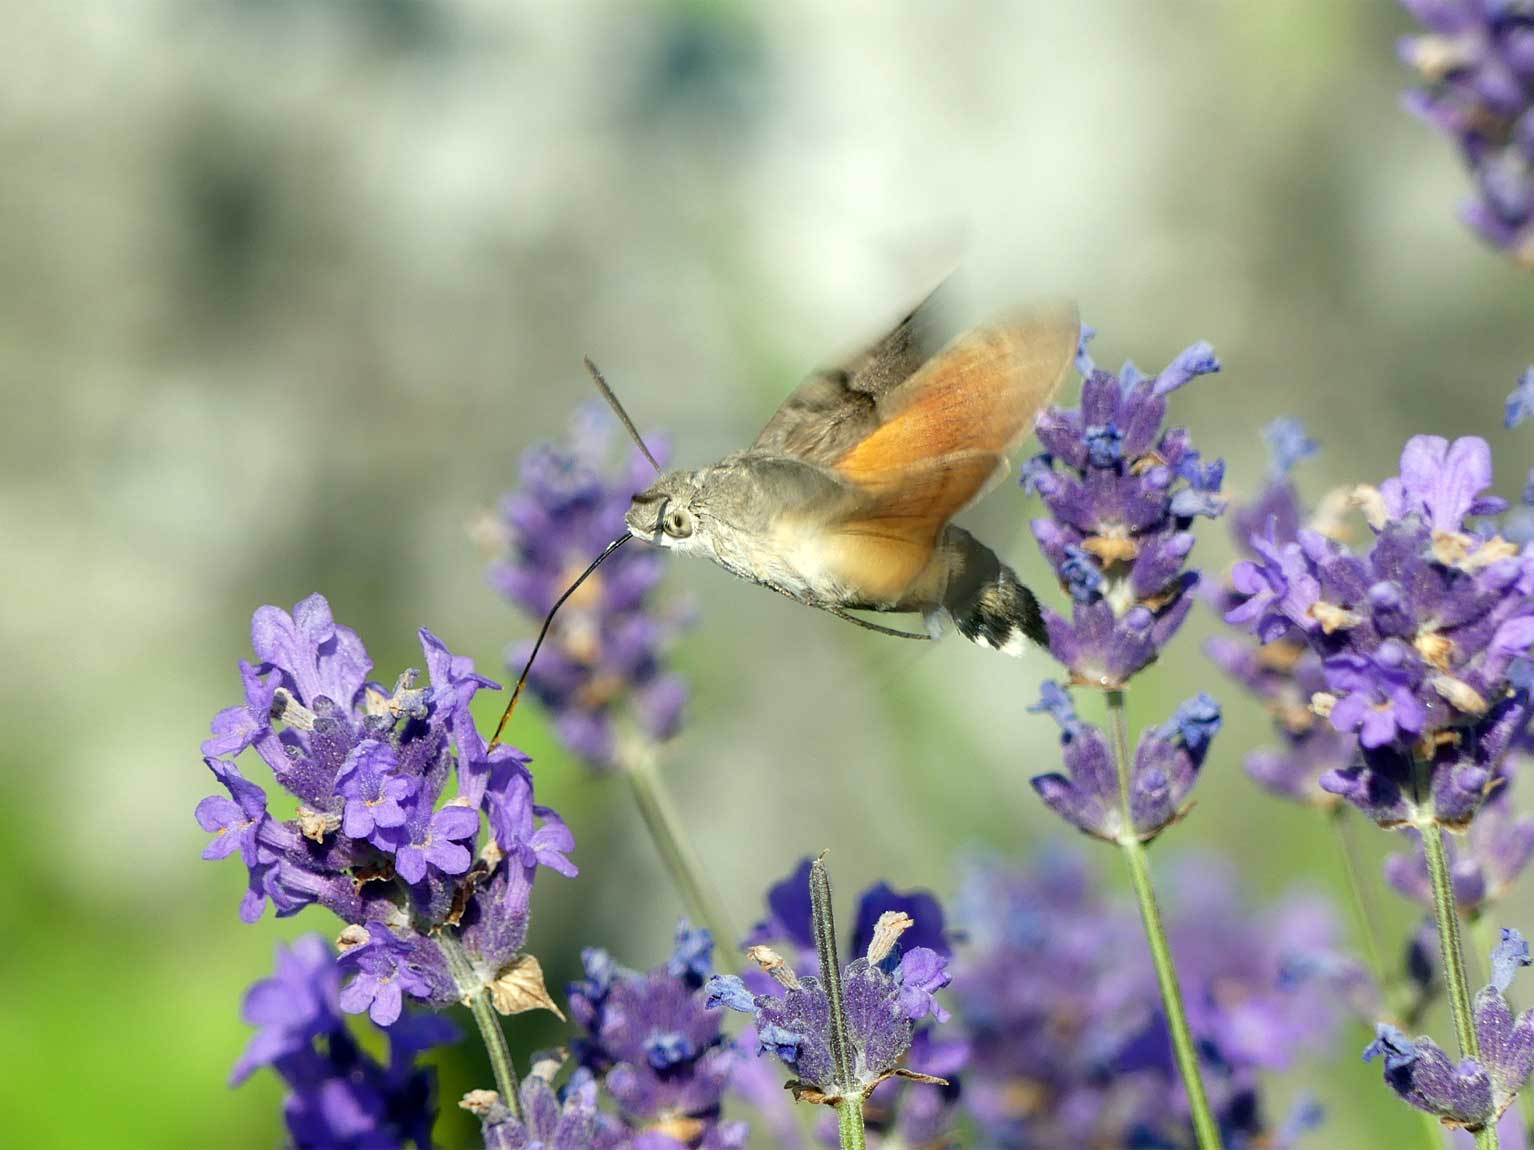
<box><xmin>1421</xmin><ymin>822</ymin><xmax>1480</xmax><ymax>1057</ymax></box>
<box><xmin>810</xmin><ymin>854</ymin><xmax>855</xmax><ymax>1088</ymax></box>
<box><xmin>1420</xmin><ymin>820</ymin><xmax>1497</xmax><ymax>1150</ymax></box>
<box><xmin>620</xmin><ymin>741</ymin><xmax>740</xmax><ymax>970</ymax></box>
<box><xmin>437</xmin><ymin>929</ymin><xmax>521</xmax><ymax>1119</ymax></box>
<box><xmin>838</xmin><ymin>1096</ymin><xmax>869</xmax><ymax>1150</ymax></box>
<box><xmin>1106</xmin><ymin>690</ymin><xmax>1222</xmax><ymax>1150</ymax></box>
<box><xmin>810</xmin><ymin>855</ymin><xmax>868</xmax><ymax>1150</ymax></box>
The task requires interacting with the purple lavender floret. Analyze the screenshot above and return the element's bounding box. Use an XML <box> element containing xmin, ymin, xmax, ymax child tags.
<box><xmin>1028</xmin><ymin>681</ymin><xmax>1218</xmax><ymax>842</ymax></box>
<box><xmin>1365</xmin><ymin>928</ymin><xmax>1534</xmax><ymax>1130</ymax></box>
<box><xmin>1024</xmin><ymin>330</ymin><xmax>1223</xmax><ymax>687</ymax></box>
<box><xmin>197</xmin><ymin>594</ymin><xmax>576</xmax><ymax>1027</ymax></box>
<box><xmin>1397</xmin><ymin>0</ymin><xmax>1534</xmax><ymax>266</ymax></box>
<box><xmin>334</xmin><ymin>741</ymin><xmax>416</xmax><ymax>845</ymax></box>
<box><xmin>336</xmin><ymin>922</ymin><xmax>455</xmax><ymax>1027</ymax></box>
<box><xmin>955</xmin><ymin>849</ymin><xmax>1354</xmax><ymax>1149</ymax></box>
<box><xmin>488</xmin><ymin>408</ymin><xmax>690</xmax><ymax>771</ymax></box>
<box><xmin>567</xmin><ymin>921</ymin><xmax>745</xmax><ymax>1145</ymax></box>
<box><xmin>232</xmin><ymin>934</ymin><xmax>460</xmax><ymax>1149</ymax></box>
<box><xmin>1223</xmin><ymin>435</ymin><xmax>1534</xmax><ymax>828</ymax></box>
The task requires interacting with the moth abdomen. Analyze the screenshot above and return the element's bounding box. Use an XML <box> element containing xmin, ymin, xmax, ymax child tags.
<box><xmin>939</xmin><ymin>527</ymin><xmax>1046</xmax><ymax>657</ymax></box>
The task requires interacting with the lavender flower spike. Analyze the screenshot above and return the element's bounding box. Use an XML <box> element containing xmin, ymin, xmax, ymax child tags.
<box><xmin>1026</xmin><ymin>331</ymin><xmax>1224</xmax><ymax>687</ymax></box>
<box><xmin>1029</xmin><ymin>681</ymin><xmax>1219</xmax><ymax>843</ymax></box>
<box><xmin>707</xmin><ymin>868</ymin><xmax>951</xmax><ymax>1108</ymax></box>
<box><xmin>486</xmin><ymin>407</ymin><xmax>690</xmax><ymax>772</ymax></box>
<box><xmin>739</xmin><ymin>857</ymin><xmax>964</xmax><ymax>1144</ymax></box>
<box><xmin>1398</xmin><ymin>1</ymin><xmax>1534</xmax><ymax>266</ymax></box>
<box><xmin>1365</xmin><ymin>927</ymin><xmax>1534</xmax><ymax>1130</ymax></box>
<box><xmin>197</xmin><ymin>592</ymin><xmax>577</xmax><ymax>1061</ymax></box>
<box><xmin>567</xmin><ymin>921</ymin><xmax>746</xmax><ymax>1146</ymax></box>
<box><xmin>1224</xmin><ymin>435</ymin><xmax>1534</xmax><ymax>830</ymax></box>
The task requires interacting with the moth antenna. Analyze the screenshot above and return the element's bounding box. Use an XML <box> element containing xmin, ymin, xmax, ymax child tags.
<box><xmin>584</xmin><ymin>355</ymin><xmax>662</xmax><ymax>474</ymax></box>
<box><xmin>488</xmin><ymin>532</ymin><xmax>632</xmax><ymax>749</ymax></box>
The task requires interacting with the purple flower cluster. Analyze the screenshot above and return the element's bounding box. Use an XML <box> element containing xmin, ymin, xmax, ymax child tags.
<box><xmin>197</xmin><ymin>594</ymin><xmax>575</xmax><ymax>1025</ymax></box>
<box><xmin>747</xmin><ymin>860</ymin><xmax>965</xmax><ymax>1146</ymax></box>
<box><xmin>1206</xmin><ymin>420</ymin><xmax>1360</xmax><ymax>807</ymax></box>
<box><xmin>1023</xmin><ymin>328</ymin><xmax>1223</xmax><ymax>687</ymax></box>
<box><xmin>1366</xmin><ymin>928</ymin><xmax>1534</xmax><ymax>1131</ymax></box>
<box><xmin>708</xmin><ymin>859</ymin><xmax>957</xmax><ymax>1138</ymax></box>
<box><xmin>232</xmin><ymin>935</ymin><xmax>460</xmax><ymax>1149</ymax></box>
<box><xmin>568</xmin><ymin>921</ymin><xmax>748</xmax><ymax>1149</ymax></box>
<box><xmin>462</xmin><ymin>1067</ymin><xmax>601</xmax><ymax>1150</ymax></box>
<box><xmin>488</xmin><ymin>409</ymin><xmax>689</xmax><ymax>770</ymax></box>
<box><xmin>1222</xmin><ymin>435</ymin><xmax>1534</xmax><ymax>828</ymax></box>
<box><xmin>1397</xmin><ymin>0</ymin><xmax>1534</xmax><ymax>265</ymax></box>
<box><xmin>954</xmin><ymin>848</ymin><xmax>1354</xmax><ymax>1148</ymax></box>
<box><xmin>1027</xmin><ymin>681</ymin><xmax>1220</xmax><ymax>843</ymax></box>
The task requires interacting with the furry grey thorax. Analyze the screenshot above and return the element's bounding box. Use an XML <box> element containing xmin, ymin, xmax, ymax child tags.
<box><xmin>624</xmin><ymin>455</ymin><xmax>856</xmax><ymax>603</ymax></box>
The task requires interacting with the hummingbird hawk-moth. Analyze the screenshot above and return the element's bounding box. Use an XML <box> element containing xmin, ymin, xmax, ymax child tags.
<box><xmin>490</xmin><ymin>294</ymin><xmax>1079</xmax><ymax>746</ymax></box>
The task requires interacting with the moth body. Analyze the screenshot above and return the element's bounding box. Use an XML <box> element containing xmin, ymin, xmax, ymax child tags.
<box><xmin>622</xmin><ymin>295</ymin><xmax>1079</xmax><ymax>655</ymax></box>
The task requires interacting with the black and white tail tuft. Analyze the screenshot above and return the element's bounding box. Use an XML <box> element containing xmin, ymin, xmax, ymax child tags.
<box><xmin>940</xmin><ymin>527</ymin><xmax>1046</xmax><ymax>656</ymax></box>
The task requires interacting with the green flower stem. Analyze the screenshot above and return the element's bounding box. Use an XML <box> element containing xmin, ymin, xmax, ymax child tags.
<box><xmin>1106</xmin><ymin>689</ymin><xmax>1222</xmax><ymax>1150</ymax></box>
<box><xmin>620</xmin><ymin>741</ymin><xmax>740</xmax><ymax>971</ymax></box>
<box><xmin>810</xmin><ymin>854</ymin><xmax>855</xmax><ymax>1088</ymax></box>
<box><xmin>1420</xmin><ymin>820</ymin><xmax>1497</xmax><ymax>1150</ymax></box>
<box><xmin>1421</xmin><ymin>822</ymin><xmax>1480</xmax><ymax>1057</ymax></box>
<box><xmin>810</xmin><ymin>854</ymin><xmax>868</xmax><ymax>1150</ymax></box>
<box><xmin>438</xmin><ymin>929</ymin><xmax>521</xmax><ymax>1119</ymax></box>
<box><xmin>838</xmin><ymin>1096</ymin><xmax>868</xmax><ymax>1150</ymax></box>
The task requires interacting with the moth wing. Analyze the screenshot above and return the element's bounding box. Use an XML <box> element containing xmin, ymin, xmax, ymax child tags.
<box><xmin>756</xmin><ymin>300</ymin><xmax>1077</xmax><ymax>606</ymax></box>
<box><xmin>749</xmin><ymin>288</ymin><xmax>948</xmax><ymax>463</ymax></box>
<box><xmin>835</xmin><ymin>303</ymin><xmax>1079</xmax><ymax>490</ymax></box>
<box><xmin>787</xmin><ymin>451</ymin><xmax>1005</xmax><ymax>606</ymax></box>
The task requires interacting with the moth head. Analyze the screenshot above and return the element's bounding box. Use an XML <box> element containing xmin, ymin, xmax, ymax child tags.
<box><xmin>625</xmin><ymin>471</ymin><xmax>706</xmax><ymax>549</ymax></box>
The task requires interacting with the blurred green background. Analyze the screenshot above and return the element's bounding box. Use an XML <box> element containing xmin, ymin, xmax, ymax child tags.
<box><xmin>4</xmin><ymin>2</ymin><xmax>1532</xmax><ymax>1147</ymax></box>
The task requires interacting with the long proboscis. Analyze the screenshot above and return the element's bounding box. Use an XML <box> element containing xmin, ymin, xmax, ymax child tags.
<box><xmin>488</xmin><ymin>532</ymin><xmax>633</xmax><ymax>749</ymax></box>
<box><xmin>584</xmin><ymin>355</ymin><xmax>662</xmax><ymax>475</ymax></box>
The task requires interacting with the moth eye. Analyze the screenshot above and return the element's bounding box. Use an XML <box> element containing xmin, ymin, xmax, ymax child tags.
<box><xmin>663</xmin><ymin>508</ymin><xmax>694</xmax><ymax>539</ymax></box>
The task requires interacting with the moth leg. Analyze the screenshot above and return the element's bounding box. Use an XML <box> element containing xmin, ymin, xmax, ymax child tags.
<box><xmin>757</xmin><ymin>579</ymin><xmax>932</xmax><ymax>640</ymax></box>
<box><xmin>824</xmin><ymin>605</ymin><xmax>934</xmax><ymax>641</ymax></box>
